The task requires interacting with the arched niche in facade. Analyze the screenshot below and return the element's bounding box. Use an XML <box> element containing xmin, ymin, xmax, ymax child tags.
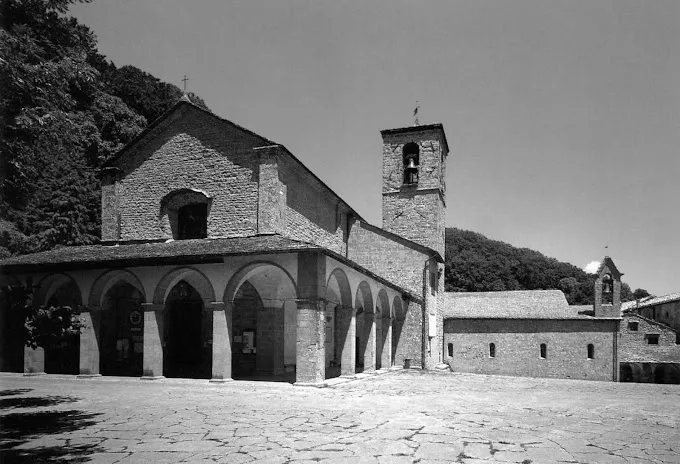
<box><xmin>223</xmin><ymin>261</ymin><xmax>298</xmax><ymax>381</ymax></box>
<box><xmin>159</xmin><ymin>188</ymin><xmax>212</xmax><ymax>240</ymax></box>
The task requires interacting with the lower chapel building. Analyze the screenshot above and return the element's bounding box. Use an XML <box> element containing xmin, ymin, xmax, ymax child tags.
<box><xmin>1</xmin><ymin>98</ymin><xmax>678</xmax><ymax>384</ymax></box>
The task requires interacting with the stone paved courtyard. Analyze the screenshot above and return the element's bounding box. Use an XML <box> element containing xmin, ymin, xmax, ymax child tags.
<box><xmin>0</xmin><ymin>370</ymin><xmax>678</xmax><ymax>464</ymax></box>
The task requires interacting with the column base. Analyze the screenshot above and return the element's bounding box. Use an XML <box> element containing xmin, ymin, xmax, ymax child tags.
<box><xmin>77</xmin><ymin>374</ymin><xmax>102</xmax><ymax>379</ymax></box>
<box><xmin>340</xmin><ymin>374</ymin><xmax>356</xmax><ymax>379</ymax></box>
<box><xmin>23</xmin><ymin>372</ymin><xmax>46</xmax><ymax>376</ymax></box>
<box><xmin>209</xmin><ymin>378</ymin><xmax>234</xmax><ymax>383</ymax></box>
<box><xmin>140</xmin><ymin>375</ymin><xmax>165</xmax><ymax>381</ymax></box>
<box><xmin>294</xmin><ymin>381</ymin><xmax>327</xmax><ymax>388</ymax></box>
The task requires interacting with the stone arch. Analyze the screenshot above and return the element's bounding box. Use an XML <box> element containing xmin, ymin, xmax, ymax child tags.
<box><xmin>392</xmin><ymin>296</ymin><xmax>405</xmax><ymax>366</ymax></box>
<box><xmin>154</xmin><ymin>266</ymin><xmax>215</xmax><ymax>305</ymax></box>
<box><xmin>326</xmin><ymin>268</ymin><xmax>352</xmax><ymax>378</ymax></box>
<box><xmin>160</xmin><ymin>267</ymin><xmax>216</xmax><ymax>379</ymax></box>
<box><xmin>34</xmin><ymin>273</ymin><xmax>81</xmax><ymax>375</ymax></box>
<box><xmin>326</xmin><ymin>268</ymin><xmax>352</xmax><ymax>308</ymax></box>
<box><xmin>376</xmin><ymin>289</ymin><xmax>391</xmax><ymax>370</ymax></box>
<box><xmin>355</xmin><ymin>281</ymin><xmax>375</xmax><ymax>372</ymax></box>
<box><xmin>224</xmin><ymin>261</ymin><xmax>298</xmax><ymax>381</ymax></box>
<box><xmin>89</xmin><ymin>269</ymin><xmax>146</xmax><ymax>308</ymax></box>
<box><xmin>34</xmin><ymin>273</ymin><xmax>82</xmax><ymax>308</ymax></box>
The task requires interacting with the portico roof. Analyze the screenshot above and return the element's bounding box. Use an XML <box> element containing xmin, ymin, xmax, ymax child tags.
<box><xmin>0</xmin><ymin>234</ymin><xmax>422</xmax><ymax>302</ymax></box>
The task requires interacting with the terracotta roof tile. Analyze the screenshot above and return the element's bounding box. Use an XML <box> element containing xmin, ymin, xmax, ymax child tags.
<box><xmin>444</xmin><ymin>290</ymin><xmax>593</xmax><ymax>319</ymax></box>
<box><xmin>0</xmin><ymin>235</ymin><xmax>319</xmax><ymax>270</ymax></box>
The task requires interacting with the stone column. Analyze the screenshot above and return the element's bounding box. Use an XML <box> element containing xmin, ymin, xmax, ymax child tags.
<box><xmin>257</xmin><ymin>305</ymin><xmax>285</xmax><ymax>375</ymax></box>
<box><xmin>23</xmin><ymin>346</ymin><xmax>44</xmax><ymax>375</ymax></box>
<box><xmin>295</xmin><ymin>251</ymin><xmax>327</xmax><ymax>385</ymax></box>
<box><xmin>337</xmin><ymin>306</ymin><xmax>356</xmax><ymax>377</ymax></box>
<box><xmin>381</xmin><ymin>317</ymin><xmax>392</xmax><ymax>369</ymax></box>
<box><xmin>141</xmin><ymin>303</ymin><xmax>164</xmax><ymax>380</ymax></box>
<box><xmin>296</xmin><ymin>300</ymin><xmax>326</xmax><ymax>384</ymax></box>
<box><xmin>210</xmin><ymin>302</ymin><xmax>232</xmax><ymax>382</ymax></box>
<box><xmin>363</xmin><ymin>313</ymin><xmax>376</xmax><ymax>372</ymax></box>
<box><xmin>78</xmin><ymin>306</ymin><xmax>100</xmax><ymax>377</ymax></box>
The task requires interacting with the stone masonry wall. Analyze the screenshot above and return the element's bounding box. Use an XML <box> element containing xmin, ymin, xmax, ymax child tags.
<box><xmin>444</xmin><ymin>318</ymin><xmax>618</xmax><ymax>381</ymax></box>
<box><xmin>104</xmin><ymin>106</ymin><xmax>267</xmax><ymax>242</ymax></box>
<box><xmin>277</xmin><ymin>156</ymin><xmax>347</xmax><ymax>256</ymax></box>
<box><xmin>639</xmin><ymin>300</ymin><xmax>680</xmax><ymax>332</ymax></box>
<box><xmin>619</xmin><ymin>314</ymin><xmax>680</xmax><ymax>363</ymax></box>
<box><xmin>392</xmin><ymin>299</ymin><xmax>423</xmax><ymax>368</ymax></box>
<box><xmin>346</xmin><ymin>221</ymin><xmax>427</xmax><ymax>296</ymax></box>
<box><xmin>381</xmin><ymin>131</ymin><xmax>446</xmax><ymax>258</ymax></box>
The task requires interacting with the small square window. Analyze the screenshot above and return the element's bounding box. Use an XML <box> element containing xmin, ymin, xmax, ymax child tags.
<box><xmin>646</xmin><ymin>334</ymin><xmax>659</xmax><ymax>345</ymax></box>
<box><xmin>628</xmin><ymin>322</ymin><xmax>639</xmax><ymax>331</ymax></box>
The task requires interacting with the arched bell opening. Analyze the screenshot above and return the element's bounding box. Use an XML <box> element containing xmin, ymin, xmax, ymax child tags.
<box><xmin>163</xmin><ymin>280</ymin><xmax>211</xmax><ymax>379</ymax></box>
<box><xmin>40</xmin><ymin>276</ymin><xmax>81</xmax><ymax>375</ymax></box>
<box><xmin>100</xmin><ymin>282</ymin><xmax>144</xmax><ymax>377</ymax></box>
<box><xmin>355</xmin><ymin>281</ymin><xmax>374</xmax><ymax>373</ymax></box>
<box><xmin>225</xmin><ymin>262</ymin><xmax>298</xmax><ymax>383</ymax></box>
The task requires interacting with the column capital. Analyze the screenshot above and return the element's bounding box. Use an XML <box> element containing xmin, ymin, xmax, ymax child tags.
<box><xmin>208</xmin><ymin>301</ymin><xmax>226</xmax><ymax>312</ymax></box>
<box><xmin>141</xmin><ymin>303</ymin><xmax>164</xmax><ymax>312</ymax></box>
<box><xmin>297</xmin><ymin>299</ymin><xmax>326</xmax><ymax>311</ymax></box>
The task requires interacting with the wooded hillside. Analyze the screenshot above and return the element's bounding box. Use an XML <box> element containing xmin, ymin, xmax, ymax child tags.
<box><xmin>444</xmin><ymin>228</ymin><xmax>646</xmax><ymax>305</ymax></box>
<box><xmin>0</xmin><ymin>0</ymin><xmax>208</xmax><ymax>257</ymax></box>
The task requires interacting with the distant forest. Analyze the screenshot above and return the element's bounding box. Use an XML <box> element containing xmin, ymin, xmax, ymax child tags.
<box><xmin>444</xmin><ymin>228</ymin><xmax>649</xmax><ymax>305</ymax></box>
<box><xmin>0</xmin><ymin>1</ymin><xmax>648</xmax><ymax>304</ymax></box>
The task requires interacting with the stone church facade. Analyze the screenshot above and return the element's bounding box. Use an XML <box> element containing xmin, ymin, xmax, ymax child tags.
<box><xmin>0</xmin><ymin>99</ymin><xmax>447</xmax><ymax>384</ymax></box>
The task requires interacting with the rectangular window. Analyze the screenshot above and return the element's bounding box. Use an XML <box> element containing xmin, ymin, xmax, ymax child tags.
<box><xmin>540</xmin><ymin>343</ymin><xmax>547</xmax><ymax>359</ymax></box>
<box><xmin>429</xmin><ymin>272</ymin><xmax>437</xmax><ymax>295</ymax></box>
<box><xmin>646</xmin><ymin>334</ymin><xmax>659</xmax><ymax>345</ymax></box>
<box><xmin>628</xmin><ymin>322</ymin><xmax>639</xmax><ymax>331</ymax></box>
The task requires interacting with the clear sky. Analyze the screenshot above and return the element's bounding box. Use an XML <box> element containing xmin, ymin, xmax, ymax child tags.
<box><xmin>70</xmin><ymin>1</ymin><xmax>679</xmax><ymax>296</ymax></box>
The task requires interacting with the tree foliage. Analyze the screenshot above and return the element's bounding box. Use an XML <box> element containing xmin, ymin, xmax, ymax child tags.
<box><xmin>0</xmin><ymin>0</ymin><xmax>209</xmax><ymax>256</ymax></box>
<box><xmin>0</xmin><ymin>283</ymin><xmax>82</xmax><ymax>350</ymax></box>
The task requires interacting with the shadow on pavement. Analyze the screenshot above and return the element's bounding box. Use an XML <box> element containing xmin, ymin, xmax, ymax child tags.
<box><xmin>0</xmin><ymin>389</ymin><xmax>103</xmax><ymax>463</ymax></box>
<box><xmin>0</xmin><ymin>389</ymin><xmax>33</xmax><ymax>397</ymax></box>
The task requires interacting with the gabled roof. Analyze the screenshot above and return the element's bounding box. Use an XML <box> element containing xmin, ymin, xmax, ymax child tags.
<box><xmin>596</xmin><ymin>256</ymin><xmax>623</xmax><ymax>279</ymax></box>
<box><xmin>358</xmin><ymin>221</ymin><xmax>443</xmax><ymax>262</ymax></box>
<box><xmin>621</xmin><ymin>311</ymin><xmax>679</xmax><ymax>334</ymax></box>
<box><xmin>621</xmin><ymin>292</ymin><xmax>680</xmax><ymax>311</ymax></box>
<box><xmin>443</xmin><ymin>290</ymin><xmax>598</xmax><ymax>319</ymax></box>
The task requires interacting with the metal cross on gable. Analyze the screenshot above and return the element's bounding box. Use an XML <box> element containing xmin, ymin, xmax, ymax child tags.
<box><xmin>182</xmin><ymin>75</ymin><xmax>189</xmax><ymax>93</ymax></box>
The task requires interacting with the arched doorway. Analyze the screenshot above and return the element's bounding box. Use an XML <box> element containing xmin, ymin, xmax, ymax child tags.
<box><xmin>355</xmin><ymin>281</ymin><xmax>374</xmax><ymax>373</ymax></box>
<box><xmin>100</xmin><ymin>282</ymin><xmax>144</xmax><ymax>377</ymax></box>
<box><xmin>620</xmin><ymin>364</ymin><xmax>634</xmax><ymax>382</ymax></box>
<box><xmin>164</xmin><ymin>280</ymin><xmax>211</xmax><ymax>379</ymax></box>
<box><xmin>225</xmin><ymin>262</ymin><xmax>297</xmax><ymax>382</ymax></box>
<box><xmin>376</xmin><ymin>289</ymin><xmax>391</xmax><ymax>370</ymax></box>
<box><xmin>32</xmin><ymin>274</ymin><xmax>82</xmax><ymax>375</ymax></box>
<box><xmin>392</xmin><ymin>296</ymin><xmax>404</xmax><ymax>366</ymax></box>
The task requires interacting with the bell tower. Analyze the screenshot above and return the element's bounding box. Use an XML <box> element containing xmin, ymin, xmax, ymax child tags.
<box><xmin>594</xmin><ymin>256</ymin><xmax>622</xmax><ymax>317</ymax></box>
<box><xmin>380</xmin><ymin>124</ymin><xmax>448</xmax><ymax>256</ymax></box>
